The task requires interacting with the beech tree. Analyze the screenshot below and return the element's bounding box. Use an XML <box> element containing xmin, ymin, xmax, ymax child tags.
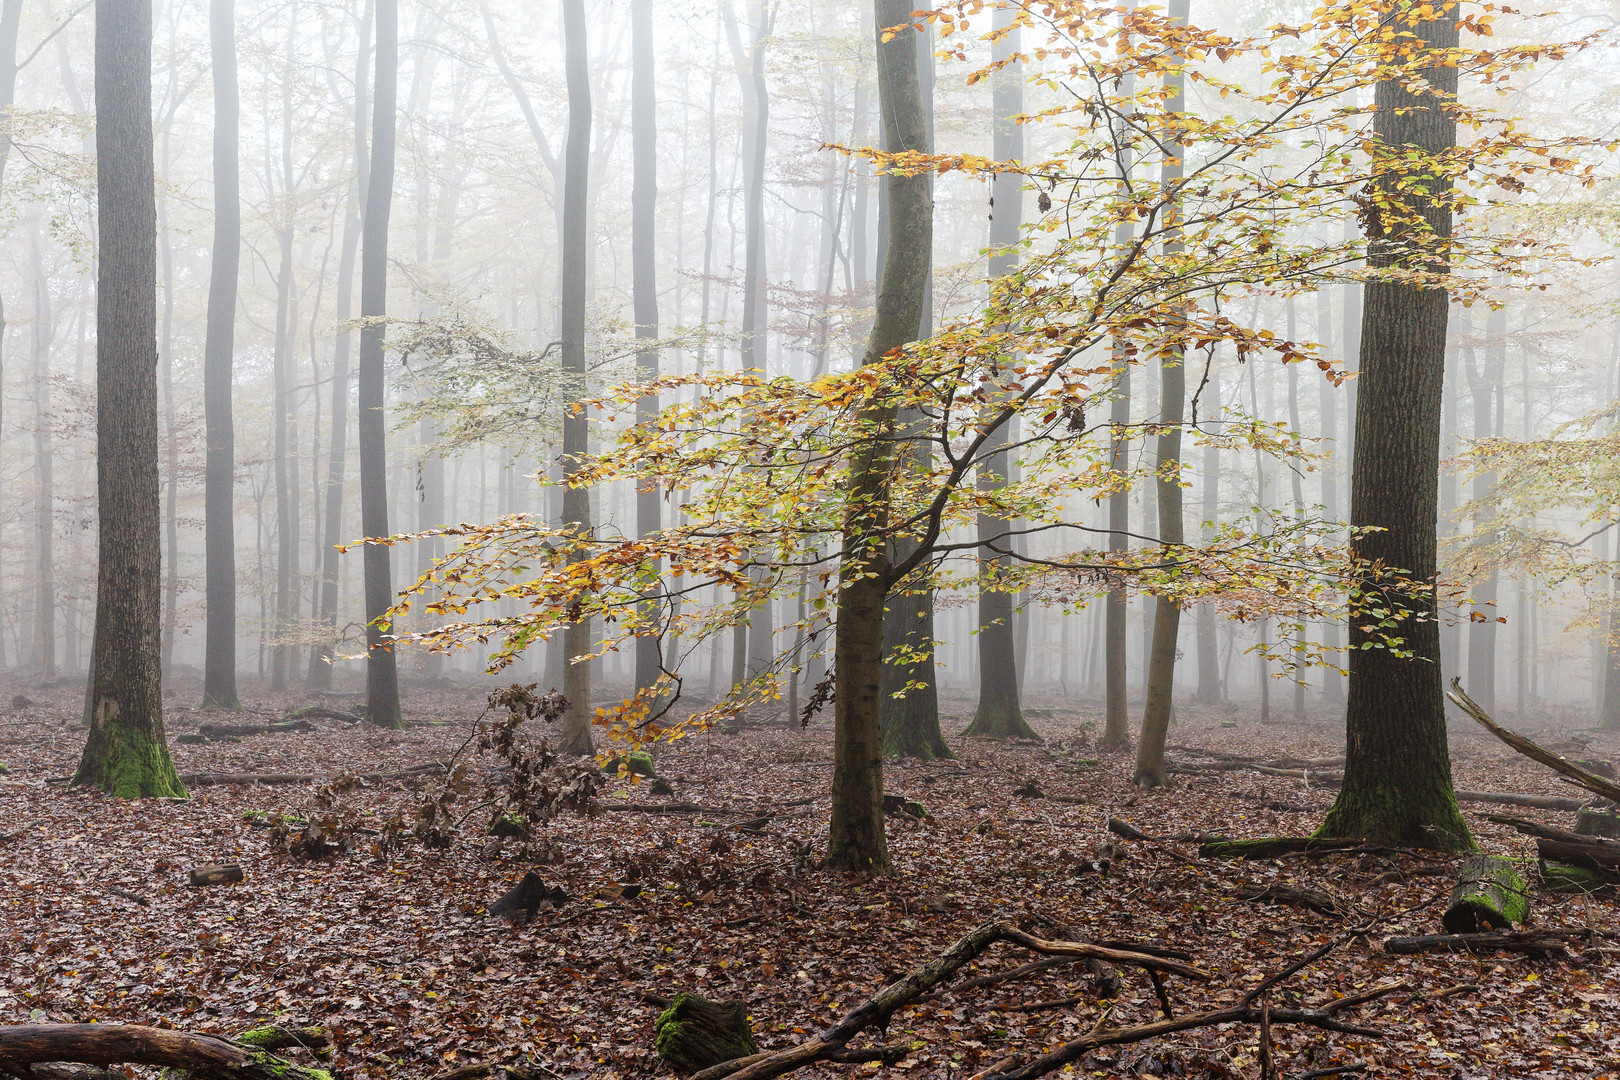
<box><xmin>74</xmin><ymin>0</ymin><xmax>185</xmax><ymax>798</ymax></box>
<box><xmin>358</xmin><ymin>0</ymin><xmax>403</xmax><ymax>728</ymax></box>
<box><xmin>631</xmin><ymin>0</ymin><xmax>661</xmax><ymax>696</ymax></box>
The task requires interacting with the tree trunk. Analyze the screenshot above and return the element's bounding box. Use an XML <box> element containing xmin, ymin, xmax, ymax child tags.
<box><xmin>1194</xmin><ymin>354</ymin><xmax>1221</xmax><ymax>705</ymax></box>
<box><xmin>32</xmin><ymin>235</ymin><xmax>56</xmax><ymax>678</ymax></box>
<box><xmin>1132</xmin><ymin>0</ymin><xmax>1189</xmax><ymax>788</ymax></box>
<box><xmin>964</xmin><ymin>3</ymin><xmax>1036</xmax><ymax>742</ymax></box>
<box><xmin>358</xmin><ymin>0</ymin><xmax>403</xmax><ymax>727</ymax></box>
<box><xmin>632</xmin><ymin>0</ymin><xmax>662</xmax><ymax>695</ymax></box>
<box><xmin>880</xmin><ymin>20</ymin><xmax>948</xmax><ymax>761</ymax></box>
<box><xmin>270</xmin><ymin>30</ymin><xmax>298</xmax><ymax>691</ymax></box>
<box><xmin>0</xmin><ymin>0</ymin><xmax>20</xmax><ymax>673</ymax></box>
<box><xmin>826</xmin><ymin>0</ymin><xmax>931</xmax><ymax>875</ymax></box>
<box><xmin>1464</xmin><ymin>308</ymin><xmax>1505</xmax><ymax>712</ymax></box>
<box><xmin>74</xmin><ymin>0</ymin><xmax>186</xmax><ymax>798</ymax></box>
<box><xmin>1318</xmin><ymin>7</ymin><xmax>1471</xmax><ymax>851</ymax></box>
<box><xmin>202</xmin><ymin>0</ymin><xmax>240</xmax><ymax>709</ymax></box>
<box><xmin>309</xmin><ymin>0</ymin><xmax>371</xmax><ymax>690</ymax></box>
<box><xmin>1317</xmin><ymin>287</ymin><xmax>1344</xmax><ymax>706</ymax></box>
<box><xmin>556</xmin><ymin>0</ymin><xmax>594</xmax><ymax>755</ymax></box>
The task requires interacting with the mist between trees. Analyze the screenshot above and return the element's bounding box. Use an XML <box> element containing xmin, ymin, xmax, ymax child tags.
<box><xmin>0</xmin><ymin>0</ymin><xmax>1617</xmax><ymax>846</ymax></box>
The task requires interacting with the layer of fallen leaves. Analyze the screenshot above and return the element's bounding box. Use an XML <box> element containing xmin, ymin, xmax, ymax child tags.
<box><xmin>1</xmin><ymin>672</ymin><xmax>1617</xmax><ymax>1080</ymax></box>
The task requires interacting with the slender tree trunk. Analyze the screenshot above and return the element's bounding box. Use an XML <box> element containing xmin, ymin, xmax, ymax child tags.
<box><xmin>358</xmin><ymin>0</ymin><xmax>403</xmax><ymax>727</ymax></box>
<box><xmin>631</xmin><ymin>0</ymin><xmax>662</xmax><ymax>695</ymax></box>
<box><xmin>1319</xmin><ymin>7</ymin><xmax>1471</xmax><ymax>851</ymax></box>
<box><xmin>0</xmin><ymin>0</ymin><xmax>19</xmax><ymax>673</ymax></box>
<box><xmin>881</xmin><ymin>19</ymin><xmax>948</xmax><ymax>760</ymax></box>
<box><xmin>202</xmin><ymin>0</ymin><xmax>240</xmax><ymax>709</ymax></box>
<box><xmin>1195</xmin><ymin>355</ymin><xmax>1221</xmax><ymax>704</ymax></box>
<box><xmin>556</xmin><ymin>0</ymin><xmax>594</xmax><ymax>755</ymax></box>
<box><xmin>75</xmin><ymin>0</ymin><xmax>186</xmax><ymax>798</ymax></box>
<box><xmin>270</xmin><ymin>36</ymin><xmax>297</xmax><ymax>691</ymax></box>
<box><xmin>826</xmin><ymin>0</ymin><xmax>931</xmax><ymax>875</ymax></box>
<box><xmin>31</xmin><ymin>236</ymin><xmax>56</xmax><ymax>678</ymax></box>
<box><xmin>158</xmin><ymin>115</ymin><xmax>179</xmax><ymax>679</ymax></box>
<box><xmin>1465</xmin><ymin>308</ymin><xmax>1506</xmax><ymax>712</ymax></box>
<box><xmin>964</xmin><ymin>2</ymin><xmax>1036</xmax><ymax>741</ymax></box>
<box><xmin>1317</xmin><ymin>287</ymin><xmax>1345</xmax><ymax>705</ymax></box>
<box><xmin>1132</xmin><ymin>0</ymin><xmax>1189</xmax><ymax>788</ymax></box>
<box><xmin>309</xmin><ymin>0</ymin><xmax>371</xmax><ymax>689</ymax></box>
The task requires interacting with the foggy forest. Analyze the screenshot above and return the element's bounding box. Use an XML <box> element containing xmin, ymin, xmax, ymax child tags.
<box><xmin>2</xmin><ymin>0</ymin><xmax>1620</xmax><ymax>1078</ymax></box>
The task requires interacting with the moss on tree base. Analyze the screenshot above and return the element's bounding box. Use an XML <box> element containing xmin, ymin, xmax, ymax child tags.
<box><xmin>1541</xmin><ymin>859</ymin><xmax>1617</xmax><ymax>892</ymax></box>
<box><xmin>73</xmin><ymin>718</ymin><xmax>187</xmax><ymax>799</ymax></box>
<box><xmin>960</xmin><ymin>696</ymin><xmax>1039</xmax><ymax>741</ymax></box>
<box><xmin>1316</xmin><ymin>773</ymin><xmax>1471</xmax><ymax>852</ymax></box>
<box><xmin>655</xmin><ymin>993</ymin><xmax>756</xmax><ymax>1075</ymax></box>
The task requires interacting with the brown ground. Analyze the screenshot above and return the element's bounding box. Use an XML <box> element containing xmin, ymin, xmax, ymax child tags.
<box><xmin>1</xmin><ymin>672</ymin><xmax>1617</xmax><ymax>1080</ymax></box>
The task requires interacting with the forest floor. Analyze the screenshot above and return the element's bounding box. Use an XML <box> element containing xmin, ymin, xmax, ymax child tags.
<box><xmin>1</xmin><ymin>672</ymin><xmax>1618</xmax><ymax>1080</ymax></box>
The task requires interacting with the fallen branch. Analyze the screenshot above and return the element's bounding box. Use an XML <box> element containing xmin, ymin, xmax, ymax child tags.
<box><xmin>196</xmin><ymin>721</ymin><xmax>315</xmax><ymax>739</ymax></box>
<box><xmin>0</xmin><ymin>1025</ymin><xmax>328</xmax><ymax>1080</ymax></box>
<box><xmin>1448</xmin><ymin>680</ymin><xmax>1620</xmax><ymax>805</ymax></box>
<box><xmin>686</xmin><ymin>919</ymin><xmax>1211</xmax><ymax>1080</ymax></box>
<box><xmin>1454</xmin><ymin>790</ymin><xmax>1590</xmax><ymax>812</ymax></box>
<box><xmin>1382</xmin><ymin>929</ymin><xmax>1598</xmax><ymax>958</ymax></box>
<box><xmin>178</xmin><ymin>763</ymin><xmax>446</xmax><ymax>788</ymax></box>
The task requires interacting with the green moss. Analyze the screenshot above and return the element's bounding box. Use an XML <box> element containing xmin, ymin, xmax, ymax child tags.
<box><xmin>487</xmin><ymin>811</ymin><xmax>525</xmax><ymax>837</ymax></box>
<box><xmin>244</xmin><ymin>1051</ymin><xmax>332</xmax><ymax>1080</ymax></box>
<box><xmin>1443</xmin><ymin>855</ymin><xmax>1529</xmax><ymax>932</ymax></box>
<box><xmin>606</xmin><ymin>750</ymin><xmax>657</xmax><ymax>777</ymax></box>
<box><xmin>1541</xmin><ymin>860</ymin><xmax>1617</xmax><ymax>893</ymax></box>
<box><xmin>655</xmin><ymin>992</ymin><xmax>756</xmax><ymax>1074</ymax></box>
<box><xmin>235</xmin><ymin>1026</ymin><xmax>328</xmax><ymax>1051</ymax></box>
<box><xmin>0</xmin><ymin>762</ymin><xmax>10</xmax><ymax>774</ymax></box>
<box><xmin>961</xmin><ymin>688</ymin><xmax>1039</xmax><ymax>741</ymax></box>
<box><xmin>1316</xmin><ymin>773</ymin><xmax>1471</xmax><ymax>852</ymax></box>
<box><xmin>73</xmin><ymin>715</ymin><xmax>188</xmax><ymax>799</ymax></box>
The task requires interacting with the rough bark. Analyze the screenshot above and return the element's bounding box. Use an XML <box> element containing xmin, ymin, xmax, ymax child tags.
<box><xmin>74</xmin><ymin>0</ymin><xmax>186</xmax><ymax>799</ymax></box>
<box><xmin>556</xmin><ymin>0</ymin><xmax>594</xmax><ymax>756</ymax></box>
<box><xmin>826</xmin><ymin>0</ymin><xmax>931</xmax><ymax>874</ymax></box>
<box><xmin>0</xmin><ymin>1025</ymin><xmax>331</xmax><ymax>1080</ymax></box>
<box><xmin>0</xmin><ymin>0</ymin><xmax>16</xmax><ymax>673</ymax></box>
<box><xmin>1318</xmin><ymin>8</ymin><xmax>1471</xmax><ymax>851</ymax></box>
<box><xmin>1132</xmin><ymin>0</ymin><xmax>1188</xmax><ymax>788</ymax></box>
<box><xmin>656</xmin><ymin>995</ymin><xmax>757</xmax><ymax>1075</ymax></box>
<box><xmin>964</xmin><ymin>2</ymin><xmax>1035</xmax><ymax>743</ymax></box>
<box><xmin>202</xmin><ymin>0</ymin><xmax>240</xmax><ymax>709</ymax></box>
<box><xmin>358</xmin><ymin>0</ymin><xmax>403</xmax><ymax>727</ymax></box>
<box><xmin>1442</xmin><ymin>855</ymin><xmax>1528</xmax><ymax>933</ymax></box>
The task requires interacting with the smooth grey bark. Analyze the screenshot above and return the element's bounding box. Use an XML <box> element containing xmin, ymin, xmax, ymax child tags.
<box><xmin>358</xmin><ymin>0</ymin><xmax>403</xmax><ymax>727</ymax></box>
<box><xmin>309</xmin><ymin>0</ymin><xmax>371</xmax><ymax>689</ymax></box>
<box><xmin>964</xmin><ymin>2</ymin><xmax>1036</xmax><ymax>742</ymax></box>
<box><xmin>1132</xmin><ymin>0</ymin><xmax>1189</xmax><ymax>789</ymax></box>
<box><xmin>0</xmin><ymin>0</ymin><xmax>16</xmax><ymax>672</ymax></box>
<box><xmin>75</xmin><ymin>0</ymin><xmax>185</xmax><ymax>798</ymax></box>
<box><xmin>201</xmin><ymin>0</ymin><xmax>240</xmax><ymax>709</ymax></box>
<box><xmin>881</xmin><ymin>19</ymin><xmax>948</xmax><ymax>760</ymax></box>
<box><xmin>1286</xmin><ymin>296</ymin><xmax>1306</xmax><ymax>719</ymax></box>
<box><xmin>826</xmin><ymin>0</ymin><xmax>931</xmax><ymax>875</ymax></box>
<box><xmin>1194</xmin><ymin>354</ymin><xmax>1221</xmax><ymax>705</ymax></box>
<box><xmin>632</xmin><ymin>0</ymin><xmax>662</xmax><ymax>695</ymax></box>
<box><xmin>271</xmin><ymin>10</ymin><xmax>299</xmax><ymax>691</ymax></box>
<box><xmin>1464</xmin><ymin>307</ymin><xmax>1506</xmax><ymax>713</ymax></box>
<box><xmin>1317</xmin><ymin>287</ymin><xmax>1345</xmax><ymax>705</ymax></box>
<box><xmin>31</xmin><ymin>235</ymin><xmax>55</xmax><ymax>677</ymax></box>
<box><xmin>557</xmin><ymin>0</ymin><xmax>594</xmax><ymax>755</ymax></box>
<box><xmin>1319</xmin><ymin>7</ymin><xmax>1470</xmax><ymax>851</ymax></box>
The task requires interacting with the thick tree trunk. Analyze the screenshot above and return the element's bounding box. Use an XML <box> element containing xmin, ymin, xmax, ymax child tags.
<box><xmin>1319</xmin><ymin>8</ymin><xmax>1471</xmax><ymax>851</ymax></box>
<box><xmin>0</xmin><ymin>0</ymin><xmax>15</xmax><ymax>673</ymax></box>
<box><xmin>309</xmin><ymin>0</ymin><xmax>371</xmax><ymax>689</ymax></box>
<box><xmin>202</xmin><ymin>0</ymin><xmax>240</xmax><ymax>709</ymax></box>
<box><xmin>1132</xmin><ymin>0</ymin><xmax>1189</xmax><ymax>788</ymax></box>
<box><xmin>632</xmin><ymin>0</ymin><xmax>662</xmax><ymax>695</ymax></box>
<box><xmin>557</xmin><ymin>0</ymin><xmax>594</xmax><ymax>755</ymax></box>
<box><xmin>358</xmin><ymin>0</ymin><xmax>403</xmax><ymax>727</ymax></box>
<box><xmin>826</xmin><ymin>0</ymin><xmax>931</xmax><ymax>875</ymax></box>
<box><xmin>75</xmin><ymin>0</ymin><xmax>185</xmax><ymax>798</ymax></box>
<box><xmin>964</xmin><ymin>3</ymin><xmax>1035</xmax><ymax>742</ymax></box>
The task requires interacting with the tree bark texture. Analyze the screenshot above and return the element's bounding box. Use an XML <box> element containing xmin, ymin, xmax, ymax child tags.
<box><xmin>1319</xmin><ymin>8</ymin><xmax>1471</xmax><ymax>851</ymax></box>
<box><xmin>632</xmin><ymin>0</ymin><xmax>662</xmax><ymax>696</ymax></box>
<box><xmin>202</xmin><ymin>0</ymin><xmax>240</xmax><ymax>709</ymax></box>
<box><xmin>826</xmin><ymin>0</ymin><xmax>932</xmax><ymax>874</ymax></box>
<box><xmin>74</xmin><ymin>0</ymin><xmax>185</xmax><ymax>798</ymax></box>
<box><xmin>557</xmin><ymin>0</ymin><xmax>595</xmax><ymax>756</ymax></box>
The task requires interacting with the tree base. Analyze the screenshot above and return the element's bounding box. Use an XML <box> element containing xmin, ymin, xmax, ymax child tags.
<box><xmin>961</xmin><ymin>699</ymin><xmax>1039</xmax><ymax>741</ymax></box>
<box><xmin>73</xmin><ymin>721</ymin><xmax>187</xmax><ymax>800</ymax></box>
<box><xmin>655</xmin><ymin>994</ymin><xmax>757</xmax><ymax>1075</ymax></box>
<box><xmin>1316</xmin><ymin>776</ymin><xmax>1471</xmax><ymax>852</ymax></box>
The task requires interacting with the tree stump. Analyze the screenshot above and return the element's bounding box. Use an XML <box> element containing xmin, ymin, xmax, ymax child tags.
<box><xmin>1442</xmin><ymin>855</ymin><xmax>1528</xmax><ymax>933</ymax></box>
<box><xmin>1574</xmin><ymin>809</ymin><xmax>1620</xmax><ymax>839</ymax></box>
<box><xmin>655</xmin><ymin>993</ymin><xmax>757</xmax><ymax>1075</ymax></box>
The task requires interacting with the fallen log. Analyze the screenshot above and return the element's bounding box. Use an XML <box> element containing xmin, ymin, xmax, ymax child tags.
<box><xmin>286</xmin><ymin>706</ymin><xmax>365</xmax><ymax>723</ymax></box>
<box><xmin>0</xmin><ymin>1025</ymin><xmax>331</xmax><ymax>1080</ymax></box>
<box><xmin>1536</xmin><ymin>837</ymin><xmax>1620</xmax><ymax>877</ymax></box>
<box><xmin>196</xmin><ymin>721</ymin><xmax>315</xmax><ymax>739</ymax></box>
<box><xmin>188</xmin><ymin>864</ymin><xmax>245</xmax><ymax>887</ymax></box>
<box><xmin>1382</xmin><ymin>929</ymin><xmax>1594</xmax><ymax>958</ymax></box>
<box><xmin>1199</xmin><ymin>837</ymin><xmax>1365</xmax><ymax>860</ymax></box>
<box><xmin>685</xmin><ymin>919</ymin><xmax>1211</xmax><ymax>1080</ymax></box>
<box><xmin>1441</xmin><ymin>856</ymin><xmax>1528</xmax><ymax>933</ymax></box>
<box><xmin>1454</xmin><ymin>790</ymin><xmax>1591</xmax><ymax>812</ymax></box>
<box><xmin>179</xmin><ymin>763</ymin><xmax>446</xmax><ymax>788</ymax></box>
<box><xmin>1575</xmin><ymin>809</ymin><xmax>1620</xmax><ymax>838</ymax></box>
<box><xmin>1238</xmin><ymin>883</ymin><xmax>1350</xmax><ymax>917</ymax></box>
<box><xmin>1448</xmin><ymin>680</ymin><xmax>1620</xmax><ymax>805</ymax></box>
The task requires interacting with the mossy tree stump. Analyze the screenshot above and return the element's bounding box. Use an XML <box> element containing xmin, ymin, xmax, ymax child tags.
<box><xmin>1574</xmin><ymin>809</ymin><xmax>1620</xmax><ymax>839</ymax></box>
<box><xmin>1442</xmin><ymin>855</ymin><xmax>1529</xmax><ymax>932</ymax></box>
<box><xmin>655</xmin><ymin>993</ymin><xmax>756</xmax><ymax>1075</ymax></box>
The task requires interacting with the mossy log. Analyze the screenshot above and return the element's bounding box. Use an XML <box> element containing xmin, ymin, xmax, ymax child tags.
<box><xmin>655</xmin><ymin>993</ymin><xmax>757</xmax><ymax>1074</ymax></box>
<box><xmin>1442</xmin><ymin>856</ymin><xmax>1528</xmax><ymax>933</ymax></box>
<box><xmin>232</xmin><ymin>1027</ymin><xmax>329</xmax><ymax>1053</ymax></box>
<box><xmin>0</xmin><ymin>1024</ymin><xmax>332</xmax><ymax>1080</ymax></box>
<box><xmin>1382</xmin><ymin>930</ymin><xmax>1588</xmax><ymax>959</ymax></box>
<box><xmin>1198</xmin><ymin>837</ymin><xmax>1363</xmax><ymax>860</ymax></box>
<box><xmin>188</xmin><ymin>864</ymin><xmax>245</xmax><ymax>887</ymax></box>
<box><xmin>1540</xmin><ymin>859</ymin><xmax>1617</xmax><ymax>892</ymax></box>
